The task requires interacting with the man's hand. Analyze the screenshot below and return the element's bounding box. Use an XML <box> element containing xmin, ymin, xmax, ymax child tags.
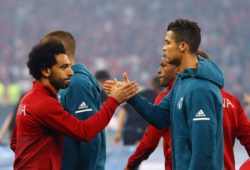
<box><xmin>123</xmin><ymin>72</ymin><xmax>130</xmax><ymax>83</ymax></box>
<box><xmin>110</xmin><ymin>78</ymin><xmax>138</xmax><ymax>103</ymax></box>
<box><xmin>103</xmin><ymin>72</ymin><xmax>130</xmax><ymax>95</ymax></box>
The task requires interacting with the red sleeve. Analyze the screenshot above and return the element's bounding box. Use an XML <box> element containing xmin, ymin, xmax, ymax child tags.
<box><xmin>10</xmin><ymin>125</ymin><xmax>17</xmax><ymax>152</ymax></box>
<box><xmin>35</xmin><ymin>96</ymin><xmax>119</xmax><ymax>142</ymax></box>
<box><xmin>235</xmin><ymin>97</ymin><xmax>250</xmax><ymax>156</ymax></box>
<box><xmin>126</xmin><ymin>125</ymin><xmax>165</xmax><ymax>169</ymax></box>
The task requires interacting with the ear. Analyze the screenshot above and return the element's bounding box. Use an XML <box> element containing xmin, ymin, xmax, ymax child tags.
<box><xmin>41</xmin><ymin>68</ymin><xmax>51</xmax><ymax>78</ymax></box>
<box><xmin>179</xmin><ymin>42</ymin><xmax>188</xmax><ymax>52</ymax></box>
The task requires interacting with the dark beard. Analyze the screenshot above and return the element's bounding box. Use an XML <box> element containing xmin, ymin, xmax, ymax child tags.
<box><xmin>49</xmin><ymin>76</ymin><xmax>69</xmax><ymax>91</ymax></box>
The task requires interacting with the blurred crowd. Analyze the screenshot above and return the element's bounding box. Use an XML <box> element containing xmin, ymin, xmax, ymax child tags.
<box><xmin>0</xmin><ymin>0</ymin><xmax>250</xmax><ymax>119</ymax></box>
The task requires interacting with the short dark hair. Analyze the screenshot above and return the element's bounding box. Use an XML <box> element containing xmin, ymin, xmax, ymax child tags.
<box><xmin>167</xmin><ymin>18</ymin><xmax>201</xmax><ymax>53</ymax></box>
<box><xmin>41</xmin><ymin>30</ymin><xmax>76</xmax><ymax>57</ymax></box>
<box><xmin>27</xmin><ymin>41</ymin><xmax>66</xmax><ymax>80</ymax></box>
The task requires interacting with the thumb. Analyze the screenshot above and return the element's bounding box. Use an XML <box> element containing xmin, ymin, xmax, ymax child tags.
<box><xmin>123</xmin><ymin>72</ymin><xmax>130</xmax><ymax>83</ymax></box>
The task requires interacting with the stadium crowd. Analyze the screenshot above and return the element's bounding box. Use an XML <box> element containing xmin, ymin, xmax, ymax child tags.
<box><xmin>0</xmin><ymin>1</ymin><xmax>250</xmax><ymax>170</ymax></box>
<box><xmin>0</xmin><ymin>0</ymin><xmax>250</xmax><ymax>120</ymax></box>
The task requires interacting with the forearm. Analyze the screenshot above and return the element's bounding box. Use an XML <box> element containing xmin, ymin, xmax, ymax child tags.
<box><xmin>127</xmin><ymin>148</ymin><xmax>154</xmax><ymax>169</ymax></box>
<box><xmin>75</xmin><ymin>97</ymin><xmax>119</xmax><ymax>141</ymax></box>
<box><xmin>44</xmin><ymin>97</ymin><xmax>119</xmax><ymax>142</ymax></box>
<box><xmin>128</xmin><ymin>95</ymin><xmax>170</xmax><ymax>129</ymax></box>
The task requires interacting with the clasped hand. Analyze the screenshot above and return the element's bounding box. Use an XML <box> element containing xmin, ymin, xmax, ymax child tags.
<box><xmin>103</xmin><ymin>73</ymin><xmax>138</xmax><ymax>103</ymax></box>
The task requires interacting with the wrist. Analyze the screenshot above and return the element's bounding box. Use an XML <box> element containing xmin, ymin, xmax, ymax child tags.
<box><xmin>108</xmin><ymin>96</ymin><xmax>120</xmax><ymax>105</ymax></box>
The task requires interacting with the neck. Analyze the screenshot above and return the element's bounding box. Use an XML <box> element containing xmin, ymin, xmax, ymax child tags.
<box><xmin>179</xmin><ymin>53</ymin><xmax>198</xmax><ymax>72</ymax></box>
<box><xmin>39</xmin><ymin>78</ymin><xmax>58</xmax><ymax>94</ymax></box>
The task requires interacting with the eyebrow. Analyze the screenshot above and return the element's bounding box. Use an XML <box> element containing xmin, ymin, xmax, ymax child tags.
<box><xmin>160</xmin><ymin>61</ymin><xmax>166</xmax><ymax>66</ymax></box>
<box><xmin>165</xmin><ymin>39</ymin><xmax>169</xmax><ymax>43</ymax></box>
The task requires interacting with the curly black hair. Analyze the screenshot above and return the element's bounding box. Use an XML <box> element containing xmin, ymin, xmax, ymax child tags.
<box><xmin>167</xmin><ymin>18</ymin><xmax>201</xmax><ymax>53</ymax></box>
<box><xmin>27</xmin><ymin>41</ymin><xmax>66</xmax><ymax>80</ymax></box>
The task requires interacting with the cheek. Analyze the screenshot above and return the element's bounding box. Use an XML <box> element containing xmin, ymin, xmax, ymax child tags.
<box><xmin>164</xmin><ymin>69</ymin><xmax>169</xmax><ymax>75</ymax></box>
<box><xmin>61</xmin><ymin>70</ymin><xmax>68</xmax><ymax>76</ymax></box>
<box><xmin>55</xmin><ymin>71</ymin><xmax>65</xmax><ymax>80</ymax></box>
<box><xmin>166</xmin><ymin>45</ymin><xmax>172</xmax><ymax>51</ymax></box>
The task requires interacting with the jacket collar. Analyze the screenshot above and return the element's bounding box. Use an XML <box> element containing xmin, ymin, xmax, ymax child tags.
<box><xmin>167</xmin><ymin>80</ymin><xmax>174</xmax><ymax>92</ymax></box>
<box><xmin>33</xmin><ymin>81</ymin><xmax>58</xmax><ymax>99</ymax></box>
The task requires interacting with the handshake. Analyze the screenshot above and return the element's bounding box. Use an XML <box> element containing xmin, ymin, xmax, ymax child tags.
<box><xmin>103</xmin><ymin>73</ymin><xmax>139</xmax><ymax>104</ymax></box>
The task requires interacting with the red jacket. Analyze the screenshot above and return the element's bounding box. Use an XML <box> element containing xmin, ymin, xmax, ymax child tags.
<box><xmin>127</xmin><ymin>87</ymin><xmax>250</xmax><ymax>170</ymax></box>
<box><xmin>222</xmin><ymin>89</ymin><xmax>250</xmax><ymax>169</ymax></box>
<box><xmin>10</xmin><ymin>81</ymin><xmax>119</xmax><ymax>170</ymax></box>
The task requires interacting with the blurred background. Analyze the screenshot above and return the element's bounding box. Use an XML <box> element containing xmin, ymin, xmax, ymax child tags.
<box><xmin>0</xmin><ymin>0</ymin><xmax>250</xmax><ymax>169</ymax></box>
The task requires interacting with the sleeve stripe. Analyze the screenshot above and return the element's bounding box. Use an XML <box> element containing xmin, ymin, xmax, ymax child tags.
<box><xmin>193</xmin><ymin>118</ymin><xmax>210</xmax><ymax>121</ymax></box>
<box><xmin>75</xmin><ymin>109</ymin><xmax>93</xmax><ymax>114</ymax></box>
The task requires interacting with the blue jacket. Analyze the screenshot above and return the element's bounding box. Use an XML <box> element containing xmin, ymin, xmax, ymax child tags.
<box><xmin>128</xmin><ymin>57</ymin><xmax>224</xmax><ymax>170</ymax></box>
<box><xmin>58</xmin><ymin>64</ymin><xmax>106</xmax><ymax>170</ymax></box>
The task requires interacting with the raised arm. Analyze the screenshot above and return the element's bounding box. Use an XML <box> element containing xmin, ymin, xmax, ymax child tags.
<box><xmin>126</xmin><ymin>93</ymin><xmax>171</xmax><ymax>129</ymax></box>
<box><xmin>103</xmin><ymin>73</ymin><xmax>171</xmax><ymax>128</ymax></box>
<box><xmin>38</xmin><ymin>81</ymin><xmax>138</xmax><ymax>142</ymax></box>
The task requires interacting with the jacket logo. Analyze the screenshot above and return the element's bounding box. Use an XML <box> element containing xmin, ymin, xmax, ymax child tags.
<box><xmin>75</xmin><ymin>101</ymin><xmax>93</xmax><ymax>114</ymax></box>
<box><xmin>223</xmin><ymin>98</ymin><xmax>235</xmax><ymax>108</ymax></box>
<box><xmin>178</xmin><ymin>97</ymin><xmax>183</xmax><ymax>109</ymax></box>
<box><xmin>193</xmin><ymin>109</ymin><xmax>210</xmax><ymax>121</ymax></box>
<box><xmin>17</xmin><ymin>104</ymin><xmax>26</xmax><ymax>116</ymax></box>
<box><xmin>78</xmin><ymin>101</ymin><xmax>88</xmax><ymax>109</ymax></box>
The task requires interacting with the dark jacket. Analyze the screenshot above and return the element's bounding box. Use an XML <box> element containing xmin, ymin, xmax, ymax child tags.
<box><xmin>128</xmin><ymin>56</ymin><xmax>224</xmax><ymax>170</ymax></box>
<box><xmin>59</xmin><ymin>64</ymin><xmax>106</xmax><ymax>170</ymax></box>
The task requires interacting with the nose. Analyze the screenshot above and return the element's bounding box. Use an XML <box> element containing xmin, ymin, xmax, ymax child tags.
<box><xmin>68</xmin><ymin>67</ymin><xmax>74</xmax><ymax>76</ymax></box>
<box><xmin>162</xmin><ymin>44</ymin><xmax>166</xmax><ymax>51</ymax></box>
<box><xmin>157</xmin><ymin>67</ymin><xmax>161</xmax><ymax>76</ymax></box>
